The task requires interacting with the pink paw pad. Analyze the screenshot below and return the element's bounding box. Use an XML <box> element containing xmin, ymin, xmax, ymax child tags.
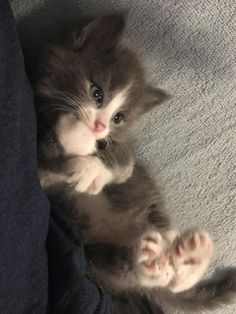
<box><xmin>173</xmin><ymin>230</ymin><xmax>212</xmax><ymax>266</ymax></box>
<box><xmin>138</xmin><ymin>232</ymin><xmax>168</xmax><ymax>272</ymax></box>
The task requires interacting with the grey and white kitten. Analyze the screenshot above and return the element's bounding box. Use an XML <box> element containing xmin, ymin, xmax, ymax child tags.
<box><xmin>36</xmin><ymin>15</ymin><xmax>236</xmax><ymax>313</ymax></box>
<box><xmin>36</xmin><ymin>15</ymin><xmax>168</xmax><ymax>196</ymax></box>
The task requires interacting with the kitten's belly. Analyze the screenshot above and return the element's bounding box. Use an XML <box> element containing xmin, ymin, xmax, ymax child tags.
<box><xmin>75</xmin><ymin>193</ymin><xmax>143</xmax><ymax>245</ymax></box>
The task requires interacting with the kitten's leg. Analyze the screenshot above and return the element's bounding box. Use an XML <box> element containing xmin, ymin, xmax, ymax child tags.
<box><xmin>168</xmin><ymin>229</ymin><xmax>213</xmax><ymax>293</ymax></box>
<box><xmin>85</xmin><ymin>243</ymin><xmax>136</xmax><ymax>291</ymax></box>
<box><xmin>67</xmin><ymin>156</ymin><xmax>113</xmax><ymax>195</ymax></box>
<box><xmin>97</xmin><ymin>141</ymin><xmax>135</xmax><ymax>184</ymax></box>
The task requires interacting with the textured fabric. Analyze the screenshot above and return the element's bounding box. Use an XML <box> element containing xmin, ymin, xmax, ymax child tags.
<box><xmin>0</xmin><ymin>1</ymin><xmax>113</xmax><ymax>313</ymax></box>
<box><xmin>0</xmin><ymin>1</ymin><xmax>49</xmax><ymax>312</ymax></box>
<box><xmin>47</xmin><ymin>209</ymin><xmax>114</xmax><ymax>314</ymax></box>
<box><xmin>9</xmin><ymin>0</ymin><xmax>236</xmax><ymax>313</ymax></box>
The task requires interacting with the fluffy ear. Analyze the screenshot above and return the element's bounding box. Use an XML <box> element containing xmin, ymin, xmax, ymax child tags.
<box><xmin>141</xmin><ymin>86</ymin><xmax>171</xmax><ymax>113</ymax></box>
<box><xmin>73</xmin><ymin>15</ymin><xmax>125</xmax><ymax>52</ymax></box>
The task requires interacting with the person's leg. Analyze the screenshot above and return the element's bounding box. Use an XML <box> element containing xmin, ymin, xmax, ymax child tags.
<box><xmin>0</xmin><ymin>0</ymin><xmax>49</xmax><ymax>313</ymax></box>
<box><xmin>0</xmin><ymin>2</ymin><xmax>114</xmax><ymax>313</ymax></box>
<box><xmin>47</xmin><ymin>210</ymin><xmax>114</xmax><ymax>313</ymax></box>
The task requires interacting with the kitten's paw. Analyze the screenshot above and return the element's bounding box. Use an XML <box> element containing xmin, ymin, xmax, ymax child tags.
<box><xmin>57</xmin><ymin>114</ymin><xmax>96</xmax><ymax>156</ymax></box>
<box><xmin>86</xmin><ymin>175</ymin><xmax>110</xmax><ymax>195</ymax></box>
<box><xmin>67</xmin><ymin>156</ymin><xmax>113</xmax><ymax>194</ymax></box>
<box><xmin>173</xmin><ymin>229</ymin><xmax>213</xmax><ymax>267</ymax></box>
<box><xmin>169</xmin><ymin>229</ymin><xmax>213</xmax><ymax>293</ymax></box>
<box><xmin>136</xmin><ymin>231</ymin><xmax>174</xmax><ymax>287</ymax></box>
<box><xmin>137</xmin><ymin>232</ymin><xmax>166</xmax><ymax>268</ymax></box>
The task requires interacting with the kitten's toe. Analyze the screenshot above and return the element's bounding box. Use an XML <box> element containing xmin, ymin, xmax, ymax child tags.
<box><xmin>86</xmin><ymin>177</ymin><xmax>103</xmax><ymax>195</ymax></box>
<box><xmin>71</xmin><ymin>175</ymin><xmax>103</xmax><ymax>195</ymax></box>
<box><xmin>137</xmin><ymin>231</ymin><xmax>168</xmax><ymax>271</ymax></box>
<box><xmin>67</xmin><ymin>171</ymin><xmax>92</xmax><ymax>193</ymax></box>
<box><xmin>173</xmin><ymin>229</ymin><xmax>213</xmax><ymax>267</ymax></box>
<box><xmin>74</xmin><ymin>179</ymin><xmax>90</xmax><ymax>193</ymax></box>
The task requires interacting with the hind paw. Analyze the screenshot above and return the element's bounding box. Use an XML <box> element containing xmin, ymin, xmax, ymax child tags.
<box><xmin>173</xmin><ymin>229</ymin><xmax>213</xmax><ymax>267</ymax></box>
<box><xmin>138</xmin><ymin>232</ymin><xmax>166</xmax><ymax>269</ymax></box>
<box><xmin>169</xmin><ymin>229</ymin><xmax>213</xmax><ymax>293</ymax></box>
<box><xmin>136</xmin><ymin>231</ymin><xmax>174</xmax><ymax>287</ymax></box>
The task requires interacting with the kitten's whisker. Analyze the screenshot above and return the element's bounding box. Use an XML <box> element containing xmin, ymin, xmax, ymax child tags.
<box><xmin>52</xmin><ymin>107</ymin><xmax>75</xmax><ymax>113</ymax></box>
<box><xmin>45</xmin><ymin>90</ymin><xmax>93</xmax><ymax>126</ymax></box>
<box><xmin>106</xmin><ymin>137</ymin><xmax>112</xmax><ymax>148</ymax></box>
<box><xmin>52</xmin><ymin>93</ymin><xmax>80</xmax><ymax>114</ymax></box>
<box><xmin>79</xmin><ymin>104</ymin><xmax>90</xmax><ymax>123</ymax></box>
<box><xmin>51</xmin><ymin>100</ymin><xmax>77</xmax><ymax>110</ymax></box>
<box><xmin>74</xmin><ymin>99</ymin><xmax>91</xmax><ymax>124</ymax></box>
<box><xmin>53</xmin><ymin>107</ymin><xmax>77</xmax><ymax>114</ymax></box>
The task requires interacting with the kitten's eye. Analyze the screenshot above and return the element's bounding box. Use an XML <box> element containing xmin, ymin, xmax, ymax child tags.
<box><xmin>91</xmin><ymin>85</ymin><xmax>103</xmax><ymax>104</ymax></box>
<box><xmin>113</xmin><ymin>112</ymin><xmax>124</xmax><ymax>124</ymax></box>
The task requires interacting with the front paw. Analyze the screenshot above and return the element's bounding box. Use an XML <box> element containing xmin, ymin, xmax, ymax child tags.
<box><xmin>67</xmin><ymin>156</ymin><xmax>113</xmax><ymax>195</ymax></box>
<box><xmin>57</xmin><ymin>114</ymin><xmax>96</xmax><ymax>156</ymax></box>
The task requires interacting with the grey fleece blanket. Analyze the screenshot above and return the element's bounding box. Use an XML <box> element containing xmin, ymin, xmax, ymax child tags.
<box><xmin>10</xmin><ymin>0</ymin><xmax>236</xmax><ymax>313</ymax></box>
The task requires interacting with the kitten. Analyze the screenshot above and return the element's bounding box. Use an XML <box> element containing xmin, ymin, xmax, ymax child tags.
<box><xmin>36</xmin><ymin>15</ymin><xmax>236</xmax><ymax>313</ymax></box>
<box><xmin>36</xmin><ymin>14</ymin><xmax>169</xmax><ymax>195</ymax></box>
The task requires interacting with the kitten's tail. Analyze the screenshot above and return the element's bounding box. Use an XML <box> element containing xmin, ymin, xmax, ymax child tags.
<box><xmin>153</xmin><ymin>268</ymin><xmax>236</xmax><ymax>312</ymax></box>
<box><xmin>114</xmin><ymin>269</ymin><xmax>236</xmax><ymax>313</ymax></box>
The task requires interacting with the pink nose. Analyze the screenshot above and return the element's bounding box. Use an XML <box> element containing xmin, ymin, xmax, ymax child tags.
<box><xmin>93</xmin><ymin>121</ymin><xmax>106</xmax><ymax>133</ymax></box>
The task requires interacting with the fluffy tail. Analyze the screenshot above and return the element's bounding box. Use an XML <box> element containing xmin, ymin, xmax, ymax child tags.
<box><xmin>153</xmin><ymin>268</ymin><xmax>236</xmax><ymax>313</ymax></box>
<box><xmin>113</xmin><ymin>294</ymin><xmax>164</xmax><ymax>314</ymax></box>
<box><xmin>113</xmin><ymin>269</ymin><xmax>236</xmax><ymax>313</ymax></box>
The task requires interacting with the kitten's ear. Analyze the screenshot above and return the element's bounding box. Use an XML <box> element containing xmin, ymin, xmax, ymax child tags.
<box><xmin>73</xmin><ymin>15</ymin><xmax>125</xmax><ymax>52</ymax></box>
<box><xmin>142</xmin><ymin>86</ymin><xmax>171</xmax><ymax>113</ymax></box>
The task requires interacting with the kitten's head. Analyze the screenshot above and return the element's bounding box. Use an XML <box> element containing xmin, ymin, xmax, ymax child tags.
<box><xmin>37</xmin><ymin>15</ymin><xmax>169</xmax><ymax>145</ymax></box>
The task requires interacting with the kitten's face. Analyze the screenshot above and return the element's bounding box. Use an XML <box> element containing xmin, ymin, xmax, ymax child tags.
<box><xmin>55</xmin><ymin>69</ymin><xmax>139</xmax><ymax>144</ymax></box>
<box><xmin>37</xmin><ymin>15</ymin><xmax>169</xmax><ymax>154</ymax></box>
<box><xmin>75</xmin><ymin>82</ymin><xmax>131</xmax><ymax>140</ymax></box>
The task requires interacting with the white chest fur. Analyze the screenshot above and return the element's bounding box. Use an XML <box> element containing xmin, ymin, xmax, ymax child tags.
<box><xmin>56</xmin><ymin>113</ymin><xmax>96</xmax><ymax>156</ymax></box>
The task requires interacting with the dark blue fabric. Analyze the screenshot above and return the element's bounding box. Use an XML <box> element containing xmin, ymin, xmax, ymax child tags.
<box><xmin>0</xmin><ymin>1</ymin><xmax>113</xmax><ymax>313</ymax></box>
<box><xmin>47</xmin><ymin>210</ymin><xmax>113</xmax><ymax>314</ymax></box>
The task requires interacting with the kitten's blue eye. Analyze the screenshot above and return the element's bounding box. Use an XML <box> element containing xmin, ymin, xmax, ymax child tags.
<box><xmin>91</xmin><ymin>85</ymin><xmax>103</xmax><ymax>104</ymax></box>
<box><xmin>113</xmin><ymin>112</ymin><xmax>124</xmax><ymax>124</ymax></box>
